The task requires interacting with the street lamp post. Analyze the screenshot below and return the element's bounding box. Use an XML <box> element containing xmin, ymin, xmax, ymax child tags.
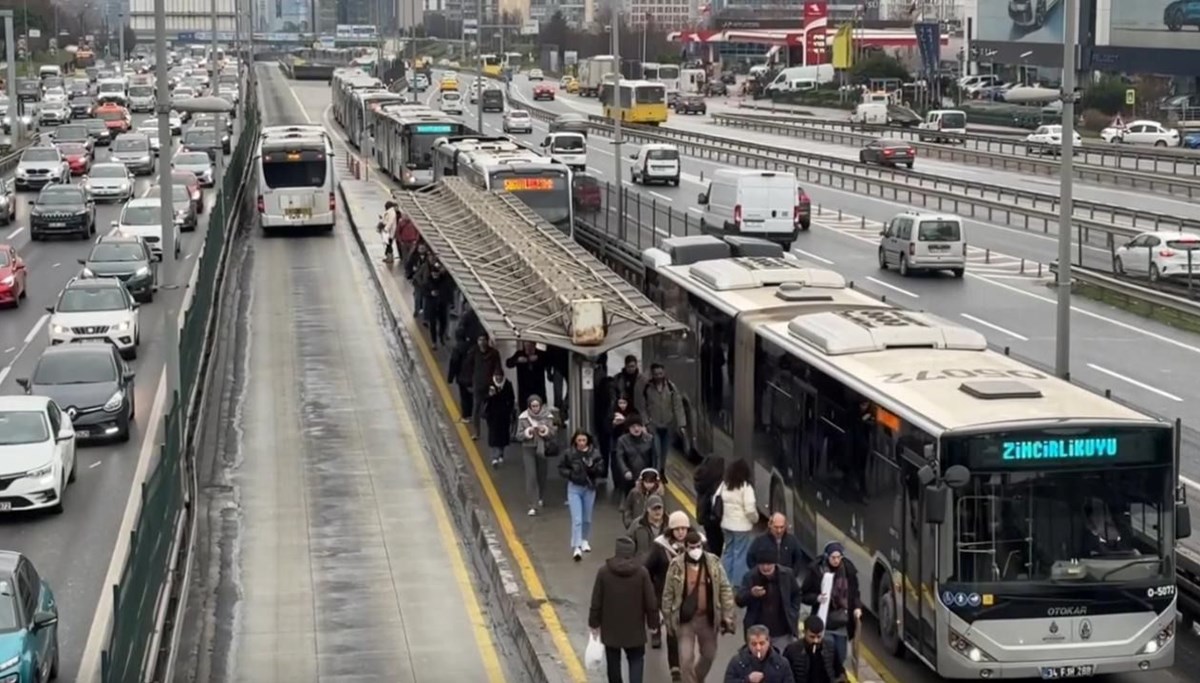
<box><xmin>153</xmin><ymin>0</ymin><xmax>180</xmax><ymax>400</ymax></box>
<box><xmin>2</xmin><ymin>12</ymin><xmax>17</xmax><ymax>144</ymax></box>
<box><xmin>1054</xmin><ymin>0</ymin><xmax>1078</xmax><ymax>379</ymax></box>
<box><xmin>211</xmin><ymin>0</ymin><xmax>224</xmax><ymax>222</ymax></box>
<box><xmin>611</xmin><ymin>13</ymin><xmax>623</xmax><ymax>236</ymax></box>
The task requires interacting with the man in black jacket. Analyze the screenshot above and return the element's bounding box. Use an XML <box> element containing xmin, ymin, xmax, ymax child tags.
<box><xmin>723</xmin><ymin>624</ymin><xmax>793</xmax><ymax>683</ymax></box>
<box><xmin>735</xmin><ymin>547</ymin><xmax>803</xmax><ymax>653</ymax></box>
<box><xmin>746</xmin><ymin>513</ymin><xmax>805</xmax><ymax>576</ymax></box>
<box><xmin>783</xmin><ymin>616</ymin><xmax>838</xmax><ymax>683</ymax></box>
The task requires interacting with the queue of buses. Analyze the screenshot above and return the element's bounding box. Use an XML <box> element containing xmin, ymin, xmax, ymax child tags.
<box><xmin>331</xmin><ymin>67</ymin><xmax>573</xmax><ymax>233</ymax></box>
<box><xmin>327</xmin><ymin>63</ymin><xmax>1195</xmax><ymax>681</ymax></box>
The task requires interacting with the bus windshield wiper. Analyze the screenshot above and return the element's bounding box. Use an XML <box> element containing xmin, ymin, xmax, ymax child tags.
<box><xmin>1098</xmin><ymin>557</ymin><xmax>1161</xmax><ymax>581</ymax></box>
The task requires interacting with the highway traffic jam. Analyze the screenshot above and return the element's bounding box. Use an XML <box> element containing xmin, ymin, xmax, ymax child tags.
<box><xmin>0</xmin><ymin>47</ymin><xmax>238</xmax><ymax>681</ymax></box>
<box><xmin>328</xmin><ymin>54</ymin><xmax>1200</xmax><ymax>681</ymax></box>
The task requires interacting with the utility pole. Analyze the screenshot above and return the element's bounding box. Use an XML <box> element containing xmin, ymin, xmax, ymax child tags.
<box><xmin>611</xmin><ymin>11</ymin><xmax>623</xmax><ymax>230</ymax></box>
<box><xmin>475</xmin><ymin>0</ymin><xmax>483</xmax><ymax>134</ymax></box>
<box><xmin>118</xmin><ymin>11</ymin><xmax>124</xmax><ymax>61</ymax></box>
<box><xmin>154</xmin><ymin>0</ymin><xmax>180</xmax><ymax>399</ymax></box>
<box><xmin>211</xmin><ymin>0</ymin><xmax>223</xmax><ymax>223</ymax></box>
<box><xmin>2</xmin><ymin>12</ymin><xmax>17</xmax><ymax>143</ymax></box>
<box><xmin>1054</xmin><ymin>0</ymin><xmax>1077</xmax><ymax>379</ymax></box>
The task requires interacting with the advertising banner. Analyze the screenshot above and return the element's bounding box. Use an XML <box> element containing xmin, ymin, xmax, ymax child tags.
<box><xmin>803</xmin><ymin>1</ymin><xmax>829</xmax><ymax>66</ymax></box>
<box><xmin>1109</xmin><ymin>0</ymin><xmax>1200</xmax><ymax>50</ymax></box>
<box><xmin>914</xmin><ymin>21</ymin><xmax>940</xmax><ymax>76</ymax></box>
<box><xmin>972</xmin><ymin>0</ymin><xmax>1076</xmax><ymax>67</ymax></box>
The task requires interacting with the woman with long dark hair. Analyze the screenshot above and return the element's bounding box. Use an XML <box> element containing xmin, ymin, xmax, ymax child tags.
<box><xmin>559</xmin><ymin>430</ymin><xmax>606</xmax><ymax>560</ymax></box>
<box><xmin>717</xmin><ymin>458</ymin><xmax>758</xmax><ymax>587</ymax></box>
<box><xmin>693</xmin><ymin>454</ymin><xmax>725</xmax><ymax>554</ymax></box>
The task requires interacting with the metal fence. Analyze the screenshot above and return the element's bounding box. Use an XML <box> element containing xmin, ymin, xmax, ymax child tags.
<box><xmin>99</xmin><ymin>94</ymin><xmax>262</xmax><ymax>683</ymax></box>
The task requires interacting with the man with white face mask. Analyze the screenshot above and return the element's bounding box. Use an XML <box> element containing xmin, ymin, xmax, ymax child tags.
<box><xmin>660</xmin><ymin>530</ymin><xmax>736</xmax><ymax>683</ymax></box>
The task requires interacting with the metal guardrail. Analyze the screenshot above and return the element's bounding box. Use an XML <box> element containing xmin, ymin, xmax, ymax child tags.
<box><xmin>734</xmin><ymin>101</ymin><xmax>1200</xmax><ymax>175</ymax></box>
<box><xmin>1049</xmin><ymin>262</ymin><xmax>1200</xmax><ymax>319</ymax></box>
<box><xmin>713</xmin><ymin>113</ymin><xmax>1200</xmax><ymax>200</ymax></box>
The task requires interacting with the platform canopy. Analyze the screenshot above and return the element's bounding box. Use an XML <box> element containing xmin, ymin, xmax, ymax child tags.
<box><xmin>396</xmin><ymin>177</ymin><xmax>684</xmax><ymax>356</ymax></box>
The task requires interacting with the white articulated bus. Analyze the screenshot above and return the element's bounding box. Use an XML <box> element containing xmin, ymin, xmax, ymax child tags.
<box><xmin>255</xmin><ymin>127</ymin><xmax>336</xmax><ymax>233</ymax></box>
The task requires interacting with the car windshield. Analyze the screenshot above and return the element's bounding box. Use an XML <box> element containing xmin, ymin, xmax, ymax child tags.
<box><xmin>57</xmin><ymin>286</ymin><xmax>127</xmax><ymax>312</ymax></box>
<box><xmin>97</xmin><ymin>110</ymin><xmax>125</xmax><ymax>121</ymax></box>
<box><xmin>184</xmin><ymin>131</ymin><xmax>217</xmax><ymax>145</ymax></box>
<box><xmin>99</xmin><ymin>82</ymin><xmax>123</xmax><ymax>93</ymax></box>
<box><xmin>509</xmin><ymin>112</ymin><xmax>529</xmax><ymax>119</ymax></box>
<box><xmin>91</xmin><ymin>243</ymin><xmax>145</xmax><ymax>262</ymax></box>
<box><xmin>59</xmin><ymin>144</ymin><xmax>87</xmax><ymax>156</ymax></box>
<box><xmin>175</xmin><ymin>153</ymin><xmax>208</xmax><ymax>166</ymax></box>
<box><xmin>90</xmin><ymin>165</ymin><xmax>127</xmax><ymax>178</ymax></box>
<box><xmin>0</xmin><ymin>411</ymin><xmax>49</xmax><ymax>446</ymax></box>
<box><xmin>129</xmin><ymin>86</ymin><xmax>153</xmax><ymax>97</ymax></box>
<box><xmin>56</xmin><ymin>127</ymin><xmax>88</xmax><ymax>141</ymax></box>
<box><xmin>113</xmin><ymin>138</ymin><xmax>147</xmax><ymax>152</ymax></box>
<box><xmin>917</xmin><ymin>219</ymin><xmax>961</xmax><ymax>241</ymax></box>
<box><xmin>34</xmin><ymin>353</ymin><xmax>117</xmax><ymax>385</ymax></box>
<box><xmin>38</xmin><ymin>189</ymin><xmax>82</xmax><ymax>206</ymax></box>
<box><xmin>146</xmin><ymin>185</ymin><xmax>190</xmax><ymax>203</ymax></box>
<box><xmin>122</xmin><ymin>205</ymin><xmax>160</xmax><ymax>225</ymax></box>
<box><xmin>23</xmin><ymin>149</ymin><xmax>59</xmax><ymax>163</ymax></box>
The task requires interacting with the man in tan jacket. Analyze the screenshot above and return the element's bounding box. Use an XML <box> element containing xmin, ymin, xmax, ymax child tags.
<box><xmin>661</xmin><ymin>530</ymin><xmax>736</xmax><ymax>683</ymax></box>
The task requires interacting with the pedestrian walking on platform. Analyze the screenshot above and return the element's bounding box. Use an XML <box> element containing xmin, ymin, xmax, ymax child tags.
<box><xmin>448</xmin><ymin>335</ymin><xmax>475</xmax><ymax>424</ymax></box>
<box><xmin>736</xmin><ymin>547</ymin><xmax>803</xmax><ymax>652</ymax></box>
<box><xmin>395</xmin><ymin>208</ymin><xmax>420</xmax><ymax>262</ymax></box>
<box><xmin>483</xmin><ymin>368</ymin><xmax>515</xmax><ymax>468</ymax></box>
<box><xmin>783</xmin><ymin>616</ymin><xmax>838</xmax><ymax>683</ymax></box>
<box><xmin>589</xmin><ymin>536</ymin><xmax>660</xmax><ymax>683</ymax></box>
<box><xmin>723</xmin><ymin>624</ymin><xmax>794</xmax><ymax>683</ymax></box>
<box><xmin>661</xmin><ymin>530</ymin><xmax>736</xmax><ymax>683</ymax></box>
<box><xmin>621</xmin><ymin>467</ymin><xmax>663</xmax><ymax>529</ymax></box>
<box><xmin>718</xmin><ymin>459</ymin><xmax>759</xmax><ymax>588</ymax></box>
<box><xmin>748</xmin><ymin>513</ymin><xmax>805</xmax><ymax>577</ymax></box>
<box><xmin>464</xmin><ymin>334</ymin><xmax>501</xmax><ymax>438</ymax></box>
<box><xmin>613</xmin><ymin>354</ymin><xmax>650</xmax><ymax>416</ymax></box>
<box><xmin>421</xmin><ymin>259</ymin><xmax>453</xmax><ymax>348</ymax></box>
<box><xmin>643</xmin><ymin>511</ymin><xmax>693</xmax><ymax>680</ymax></box>
<box><xmin>516</xmin><ymin>395</ymin><xmax>557</xmax><ymax>516</ymax></box>
<box><xmin>506</xmin><ymin>341</ymin><xmax>548</xmax><ymax>408</ymax></box>
<box><xmin>643</xmin><ymin>363</ymin><xmax>686</xmax><ymax>485</ymax></box>
<box><xmin>615</xmin><ymin>418</ymin><xmax>656</xmax><ymax>500</ymax></box>
<box><xmin>559</xmin><ymin>430</ymin><xmax>605</xmax><ymax>560</ymax></box>
<box><xmin>404</xmin><ymin>241</ymin><xmax>430</xmax><ymax>315</ymax></box>
<box><xmin>799</xmin><ymin>542</ymin><xmax>861</xmax><ymax>678</ymax></box>
<box><xmin>628</xmin><ymin>493</ymin><xmax>666</xmax><ymax>557</ymax></box>
<box><xmin>694</xmin><ymin>454</ymin><xmax>726</xmax><ymax>556</ymax></box>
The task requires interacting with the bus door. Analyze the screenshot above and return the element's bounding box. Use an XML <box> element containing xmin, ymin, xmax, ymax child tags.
<box><xmin>900</xmin><ymin>451</ymin><xmax>938</xmax><ymax>661</ymax></box>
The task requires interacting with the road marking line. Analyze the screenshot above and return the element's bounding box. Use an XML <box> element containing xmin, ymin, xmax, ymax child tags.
<box><xmin>24</xmin><ymin>313</ymin><xmax>47</xmax><ymax>344</ymax></box>
<box><xmin>78</xmin><ymin>369</ymin><xmax>169</xmax><ymax>683</ymax></box>
<box><xmin>2</xmin><ymin>347</ymin><xmax>13</xmax><ymax>354</ymax></box>
<box><xmin>89</xmin><ymin>461</ymin><xmax>102</xmax><ymax>468</ymax></box>
<box><xmin>649</xmin><ymin>191</ymin><xmax>672</xmax><ymax>202</ymax></box>
<box><xmin>865</xmin><ymin>276</ymin><xmax>918</xmax><ymax>298</ymax></box>
<box><xmin>960</xmin><ymin>313</ymin><xmax>1029</xmax><ymax>341</ymax></box>
<box><xmin>792</xmin><ymin>247</ymin><xmax>834</xmax><ymax>264</ymax></box>
<box><xmin>6</xmin><ymin>227</ymin><xmax>23</xmax><ymax>240</ymax></box>
<box><xmin>1085</xmin><ymin>363</ymin><xmax>1183</xmax><ymax>402</ymax></box>
<box><xmin>52</xmin><ymin>262</ymin><xmax>60</xmax><ymax>268</ymax></box>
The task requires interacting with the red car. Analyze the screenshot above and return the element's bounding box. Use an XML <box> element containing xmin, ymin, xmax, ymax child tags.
<box><xmin>59</xmin><ymin>143</ymin><xmax>92</xmax><ymax>175</ymax></box>
<box><xmin>533</xmin><ymin>83</ymin><xmax>556</xmax><ymax>101</ymax></box>
<box><xmin>0</xmin><ymin>244</ymin><xmax>28</xmax><ymax>307</ymax></box>
<box><xmin>572</xmin><ymin>173</ymin><xmax>602</xmax><ymax>213</ymax></box>
<box><xmin>172</xmin><ymin>170</ymin><xmax>205</xmax><ymax>214</ymax></box>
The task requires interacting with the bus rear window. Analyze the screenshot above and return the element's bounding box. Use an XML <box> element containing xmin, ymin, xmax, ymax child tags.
<box><xmin>263</xmin><ymin>159</ymin><xmax>327</xmax><ymax>189</ymax></box>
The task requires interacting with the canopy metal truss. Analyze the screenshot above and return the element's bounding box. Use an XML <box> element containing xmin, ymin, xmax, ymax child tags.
<box><xmin>396</xmin><ymin>177</ymin><xmax>684</xmax><ymax>355</ymax></box>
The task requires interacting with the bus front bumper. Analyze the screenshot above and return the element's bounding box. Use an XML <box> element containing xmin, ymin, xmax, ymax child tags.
<box><xmin>941</xmin><ymin>640</ymin><xmax>1173</xmax><ymax>679</ymax></box>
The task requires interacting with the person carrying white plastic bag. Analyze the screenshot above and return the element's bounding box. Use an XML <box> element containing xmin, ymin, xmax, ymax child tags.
<box><xmin>585</xmin><ymin>632</ymin><xmax>606</xmax><ymax>671</ymax></box>
<box><xmin>588</xmin><ymin>536</ymin><xmax>660</xmax><ymax>682</ymax></box>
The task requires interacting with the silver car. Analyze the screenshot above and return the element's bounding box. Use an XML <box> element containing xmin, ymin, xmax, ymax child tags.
<box><xmin>83</xmin><ymin>163</ymin><xmax>135</xmax><ymax>202</ymax></box>
<box><xmin>136</xmin><ymin>122</ymin><xmax>162</xmax><ymax>155</ymax></box>
<box><xmin>109</xmin><ymin>134</ymin><xmax>155</xmax><ymax>175</ymax></box>
<box><xmin>37</xmin><ymin>101</ymin><xmax>69</xmax><ymax>126</ymax></box>
<box><xmin>172</xmin><ymin>151</ymin><xmax>214</xmax><ymax>186</ymax></box>
<box><xmin>503</xmin><ymin>109</ymin><xmax>534</xmax><ymax>134</ymax></box>
<box><xmin>15</xmin><ymin>146</ymin><xmax>69</xmax><ymax>190</ymax></box>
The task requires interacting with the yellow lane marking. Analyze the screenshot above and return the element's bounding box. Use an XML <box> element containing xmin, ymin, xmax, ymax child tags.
<box><xmin>347</xmin><ymin>229</ymin><xmax>508</xmax><ymax>682</ymax></box>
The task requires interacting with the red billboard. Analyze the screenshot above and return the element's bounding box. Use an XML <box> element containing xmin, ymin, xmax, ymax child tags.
<box><xmin>803</xmin><ymin>1</ymin><xmax>829</xmax><ymax>66</ymax></box>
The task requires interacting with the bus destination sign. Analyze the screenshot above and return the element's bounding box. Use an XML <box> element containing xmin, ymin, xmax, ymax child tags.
<box><xmin>1001</xmin><ymin>437</ymin><xmax>1117</xmax><ymax>462</ymax></box>
<box><xmin>955</xmin><ymin>427</ymin><xmax>1169</xmax><ymax>470</ymax></box>
<box><xmin>414</xmin><ymin>124</ymin><xmax>455</xmax><ymax>134</ymax></box>
<box><xmin>503</xmin><ymin>177</ymin><xmax>555</xmax><ymax>191</ymax></box>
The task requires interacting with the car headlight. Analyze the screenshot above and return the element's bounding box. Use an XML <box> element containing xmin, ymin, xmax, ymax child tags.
<box><xmin>27</xmin><ymin>464</ymin><xmax>53</xmax><ymax>479</ymax></box>
<box><xmin>79</xmin><ymin>268</ymin><xmax>94</xmax><ymax>278</ymax></box>
<box><xmin>15</xmin><ymin>168</ymin><xmax>26</xmax><ymax>177</ymax></box>
<box><xmin>135</xmin><ymin>266</ymin><xmax>150</xmax><ymax>277</ymax></box>
<box><xmin>50</xmin><ymin>323</ymin><xmax>68</xmax><ymax>335</ymax></box>
<box><xmin>20</xmin><ymin>115</ymin><xmax>31</xmax><ymax>125</ymax></box>
<box><xmin>1</xmin><ymin>116</ymin><xmax>9</xmax><ymax>125</ymax></box>
<box><xmin>120</xmin><ymin>182</ymin><xmax>131</xmax><ymax>192</ymax></box>
<box><xmin>115</xmin><ymin>320</ymin><xmax>131</xmax><ymax>332</ymax></box>
<box><xmin>0</xmin><ymin>275</ymin><xmax>12</xmax><ymax>286</ymax></box>
<box><xmin>103</xmin><ymin>389</ymin><xmax>125</xmax><ymax>412</ymax></box>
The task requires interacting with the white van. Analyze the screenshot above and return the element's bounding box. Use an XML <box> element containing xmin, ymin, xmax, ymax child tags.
<box><xmin>850</xmin><ymin>102</ymin><xmax>888</xmax><ymax>125</ymax></box>
<box><xmin>764</xmin><ymin>64</ymin><xmax>836</xmax><ymax>96</ymax></box>
<box><xmin>440</xmin><ymin>90</ymin><xmax>463</xmax><ymax>115</ymax></box>
<box><xmin>698</xmin><ymin>169</ymin><xmax>803</xmax><ymax>249</ymax></box>
<box><xmin>541</xmin><ymin>132</ymin><xmax>587</xmax><ymax>171</ymax></box>
<box><xmin>877</xmin><ymin>210</ymin><xmax>966</xmax><ymax>277</ymax></box>
<box><xmin>917</xmin><ymin>109</ymin><xmax>967</xmax><ymax>143</ymax></box>
<box><xmin>38</xmin><ymin>65</ymin><xmax>62</xmax><ymax>80</ymax></box>
<box><xmin>629</xmin><ymin>143</ymin><xmax>680</xmax><ymax>186</ymax></box>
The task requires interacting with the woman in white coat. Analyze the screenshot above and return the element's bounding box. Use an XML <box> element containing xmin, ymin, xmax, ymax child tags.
<box><xmin>716</xmin><ymin>458</ymin><xmax>758</xmax><ymax>587</ymax></box>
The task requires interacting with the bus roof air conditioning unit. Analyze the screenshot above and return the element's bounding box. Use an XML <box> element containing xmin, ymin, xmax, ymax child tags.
<box><xmin>788</xmin><ymin>309</ymin><xmax>988</xmax><ymax>355</ymax></box>
<box><xmin>688</xmin><ymin>257</ymin><xmax>846</xmax><ymax>291</ymax></box>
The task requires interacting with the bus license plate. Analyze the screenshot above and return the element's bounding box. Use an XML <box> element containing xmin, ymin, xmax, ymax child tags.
<box><xmin>285</xmin><ymin>208</ymin><xmax>311</xmax><ymax>219</ymax></box>
<box><xmin>1041</xmin><ymin>665</ymin><xmax>1094</xmax><ymax>679</ymax></box>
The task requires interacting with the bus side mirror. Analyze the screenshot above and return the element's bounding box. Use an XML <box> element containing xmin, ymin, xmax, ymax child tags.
<box><xmin>924</xmin><ymin>484</ymin><xmax>948</xmax><ymax>525</ymax></box>
<box><xmin>1177</xmin><ymin>503</ymin><xmax>1192</xmax><ymax>540</ymax></box>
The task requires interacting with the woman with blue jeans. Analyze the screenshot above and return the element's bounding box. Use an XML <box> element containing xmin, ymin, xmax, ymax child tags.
<box><xmin>559</xmin><ymin>431</ymin><xmax>607</xmax><ymax>561</ymax></box>
<box><xmin>717</xmin><ymin>458</ymin><xmax>759</xmax><ymax>588</ymax></box>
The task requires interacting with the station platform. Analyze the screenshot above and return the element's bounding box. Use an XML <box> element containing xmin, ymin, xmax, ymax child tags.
<box><xmin>340</xmin><ymin>177</ymin><xmax>886</xmax><ymax>683</ymax></box>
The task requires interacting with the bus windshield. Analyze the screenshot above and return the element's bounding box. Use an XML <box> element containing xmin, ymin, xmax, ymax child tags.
<box><xmin>491</xmin><ymin>171</ymin><xmax>570</xmax><ymax>227</ymax></box>
<box><xmin>261</xmin><ymin>149</ymin><xmax>328</xmax><ymax>188</ymax></box>
<box><xmin>405</xmin><ymin>124</ymin><xmax>462</xmax><ymax>168</ymax></box>
<box><xmin>658</xmin><ymin>66</ymin><xmax>680</xmax><ymax>80</ymax></box>
<box><xmin>945</xmin><ymin>426</ymin><xmax>1171</xmax><ymax>585</ymax></box>
<box><xmin>635</xmin><ymin>85</ymin><xmax>666</xmax><ymax>104</ymax></box>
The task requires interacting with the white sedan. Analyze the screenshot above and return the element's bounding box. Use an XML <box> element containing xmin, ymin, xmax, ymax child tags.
<box><xmin>503</xmin><ymin>110</ymin><xmax>533</xmax><ymax>134</ymax></box>
<box><xmin>529</xmin><ymin>68</ymin><xmax>545</xmax><ymax>81</ymax></box>
<box><xmin>0</xmin><ymin>395</ymin><xmax>77</xmax><ymax>514</ymax></box>
<box><xmin>1114</xmin><ymin>231</ymin><xmax>1200</xmax><ymax>282</ymax></box>
<box><xmin>1100</xmin><ymin>120</ymin><xmax>1181</xmax><ymax>147</ymax></box>
<box><xmin>1023</xmin><ymin>124</ymin><xmax>1082</xmax><ymax>155</ymax></box>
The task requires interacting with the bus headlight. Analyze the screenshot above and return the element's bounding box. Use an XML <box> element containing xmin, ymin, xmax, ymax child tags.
<box><xmin>949</xmin><ymin>628</ymin><xmax>995</xmax><ymax>663</ymax></box>
<box><xmin>1140</xmin><ymin>622</ymin><xmax>1175</xmax><ymax>654</ymax></box>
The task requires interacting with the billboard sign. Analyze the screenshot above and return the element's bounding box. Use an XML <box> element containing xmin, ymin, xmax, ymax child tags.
<box><xmin>1109</xmin><ymin>0</ymin><xmax>1200</xmax><ymax>50</ymax></box>
<box><xmin>972</xmin><ymin>0</ymin><xmax>1077</xmax><ymax>67</ymax></box>
<box><xmin>803</xmin><ymin>2</ymin><xmax>828</xmax><ymax>66</ymax></box>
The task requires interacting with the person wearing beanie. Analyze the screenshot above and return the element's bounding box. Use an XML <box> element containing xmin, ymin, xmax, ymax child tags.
<box><xmin>620</xmin><ymin>466</ymin><xmax>662</xmax><ymax>529</ymax></box>
<box><xmin>629</xmin><ymin>493</ymin><xmax>667</xmax><ymax>557</ymax></box>
<box><xmin>614</xmin><ymin>417</ymin><xmax>656</xmax><ymax>498</ymax></box>
<box><xmin>643</xmin><ymin>509</ymin><xmax>695</xmax><ymax>680</ymax></box>
<box><xmin>589</xmin><ymin>535</ymin><xmax>660</xmax><ymax>683</ymax></box>
<box><xmin>735</xmin><ymin>544</ymin><xmax>802</xmax><ymax>653</ymax></box>
<box><xmin>799</xmin><ymin>541</ymin><xmax>862</xmax><ymax>677</ymax></box>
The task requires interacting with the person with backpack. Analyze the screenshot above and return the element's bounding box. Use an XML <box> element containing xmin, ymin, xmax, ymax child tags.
<box><xmin>643</xmin><ymin>363</ymin><xmax>687</xmax><ymax>487</ymax></box>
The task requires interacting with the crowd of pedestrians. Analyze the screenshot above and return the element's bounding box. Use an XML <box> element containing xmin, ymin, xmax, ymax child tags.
<box><xmin>382</xmin><ymin>207</ymin><xmax>864</xmax><ymax>683</ymax></box>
